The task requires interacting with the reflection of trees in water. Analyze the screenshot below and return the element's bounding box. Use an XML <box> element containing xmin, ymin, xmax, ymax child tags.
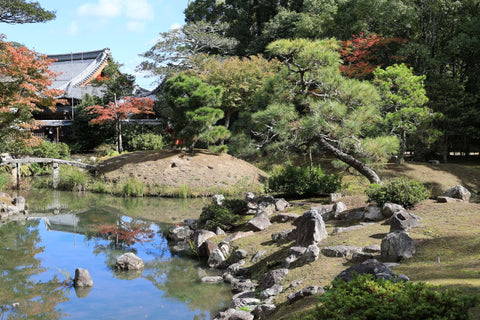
<box><xmin>143</xmin><ymin>257</ymin><xmax>231</xmax><ymax>319</ymax></box>
<box><xmin>0</xmin><ymin>220</ymin><xmax>69</xmax><ymax>320</ymax></box>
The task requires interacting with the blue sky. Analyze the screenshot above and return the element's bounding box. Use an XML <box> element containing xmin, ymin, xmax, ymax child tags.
<box><xmin>1</xmin><ymin>0</ymin><xmax>190</xmax><ymax>90</ymax></box>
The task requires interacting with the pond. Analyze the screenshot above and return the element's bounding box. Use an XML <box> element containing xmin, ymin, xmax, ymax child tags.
<box><xmin>0</xmin><ymin>191</ymin><xmax>232</xmax><ymax>320</ymax></box>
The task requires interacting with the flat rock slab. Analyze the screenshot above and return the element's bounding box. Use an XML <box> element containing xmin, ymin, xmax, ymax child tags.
<box><xmin>321</xmin><ymin>246</ymin><xmax>362</xmax><ymax>258</ymax></box>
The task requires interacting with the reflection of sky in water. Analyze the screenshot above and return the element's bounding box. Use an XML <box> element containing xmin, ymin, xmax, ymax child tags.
<box><xmin>2</xmin><ymin>192</ymin><xmax>231</xmax><ymax>320</ymax></box>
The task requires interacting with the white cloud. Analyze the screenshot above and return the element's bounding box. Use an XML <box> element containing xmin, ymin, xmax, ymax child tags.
<box><xmin>125</xmin><ymin>0</ymin><xmax>154</xmax><ymax>21</ymax></box>
<box><xmin>78</xmin><ymin>0</ymin><xmax>123</xmax><ymax>18</ymax></box>
<box><xmin>127</xmin><ymin>21</ymin><xmax>146</xmax><ymax>33</ymax></box>
<box><xmin>77</xmin><ymin>0</ymin><xmax>155</xmax><ymax>32</ymax></box>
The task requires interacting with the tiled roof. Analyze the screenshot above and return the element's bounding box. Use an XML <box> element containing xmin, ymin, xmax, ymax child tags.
<box><xmin>48</xmin><ymin>48</ymin><xmax>111</xmax><ymax>99</ymax></box>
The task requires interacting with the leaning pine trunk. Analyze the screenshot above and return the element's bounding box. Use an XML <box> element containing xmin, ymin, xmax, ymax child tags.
<box><xmin>317</xmin><ymin>136</ymin><xmax>381</xmax><ymax>184</ymax></box>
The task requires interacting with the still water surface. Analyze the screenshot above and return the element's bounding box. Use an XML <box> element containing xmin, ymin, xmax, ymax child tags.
<box><xmin>0</xmin><ymin>191</ymin><xmax>232</xmax><ymax>320</ymax></box>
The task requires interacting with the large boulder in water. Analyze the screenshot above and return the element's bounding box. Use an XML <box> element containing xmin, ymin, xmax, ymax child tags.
<box><xmin>74</xmin><ymin>268</ymin><xmax>93</xmax><ymax>287</ymax></box>
<box><xmin>115</xmin><ymin>252</ymin><xmax>144</xmax><ymax>270</ymax></box>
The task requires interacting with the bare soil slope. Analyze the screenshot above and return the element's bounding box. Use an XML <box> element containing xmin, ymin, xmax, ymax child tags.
<box><xmin>97</xmin><ymin>150</ymin><xmax>267</xmax><ymax>195</ymax></box>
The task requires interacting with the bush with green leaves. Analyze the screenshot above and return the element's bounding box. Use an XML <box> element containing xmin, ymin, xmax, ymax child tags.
<box><xmin>366</xmin><ymin>177</ymin><xmax>430</xmax><ymax>208</ymax></box>
<box><xmin>58</xmin><ymin>166</ymin><xmax>89</xmax><ymax>192</ymax></box>
<box><xmin>296</xmin><ymin>274</ymin><xmax>478</xmax><ymax>320</ymax></box>
<box><xmin>268</xmin><ymin>165</ymin><xmax>341</xmax><ymax>197</ymax></box>
<box><xmin>199</xmin><ymin>199</ymin><xmax>248</xmax><ymax>231</ymax></box>
<box><xmin>128</xmin><ymin>133</ymin><xmax>164</xmax><ymax>151</ymax></box>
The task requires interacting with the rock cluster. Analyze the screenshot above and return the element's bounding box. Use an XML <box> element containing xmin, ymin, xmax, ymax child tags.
<box><xmin>0</xmin><ymin>194</ymin><xmax>28</xmax><ymax>222</ymax></box>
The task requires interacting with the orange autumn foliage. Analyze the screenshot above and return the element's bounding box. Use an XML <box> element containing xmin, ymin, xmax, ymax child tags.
<box><xmin>87</xmin><ymin>96</ymin><xmax>154</xmax><ymax>125</ymax></box>
<box><xmin>0</xmin><ymin>34</ymin><xmax>65</xmax><ymax>145</ymax></box>
<box><xmin>340</xmin><ymin>33</ymin><xmax>407</xmax><ymax>79</ymax></box>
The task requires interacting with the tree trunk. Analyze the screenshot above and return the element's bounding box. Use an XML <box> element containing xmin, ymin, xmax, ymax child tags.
<box><xmin>398</xmin><ymin>130</ymin><xmax>407</xmax><ymax>160</ymax></box>
<box><xmin>116</xmin><ymin>121</ymin><xmax>123</xmax><ymax>153</ymax></box>
<box><xmin>317</xmin><ymin>136</ymin><xmax>381</xmax><ymax>184</ymax></box>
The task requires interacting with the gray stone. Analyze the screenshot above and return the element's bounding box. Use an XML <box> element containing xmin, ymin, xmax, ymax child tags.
<box><xmin>284</xmin><ymin>245</ymin><xmax>319</xmax><ymax>269</ymax></box>
<box><xmin>230</xmin><ymin>297</ymin><xmax>261</xmax><ymax>310</ymax></box>
<box><xmin>260</xmin><ymin>268</ymin><xmax>289</xmax><ymax>290</ymax></box>
<box><xmin>350</xmin><ymin>252</ymin><xmax>374</xmax><ymax>264</ymax></box>
<box><xmin>364</xmin><ymin>205</ymin><xmax>383</xmax><ymax>221</ymax></box>
<box><xmin>271</xmin><ymin>229</ymin><xmax>295</xmax><ymax>242</ymax></box>
<box><xmin>232</xmin><ymin>291</ymin><xmax>255</xmax><ymax>300</ymax></box>
<box><xmin>363</xmin><ymin>245</ymin><xmax>381</xmax><ymax>253</ymax></box>
<box><xmin>287</xmin><ymin>286</ymin><xmax>324</xmax><ymax>304</ymax></box>
<box><xmin>250</xmin><ymin>250</ymin><xmax>266</xmax><ymax>263</ymax></box>
<box><xmin>310</xmin><ymin>204</ymin><xmax>334</xmax><ymax>221</ymax></box>
<box><xmin>7</xmin><ymin>206</ymin><xmax>19</xmax><ymax>216</ymax></box>
<box><xmin>258</xmin><ymin>202</ymin><xmax>276</xmax><ymax>216</ymax></box>
<box><xmin>329</xmin><ymin>193</ymin><xmax>342</xmax><ymax>202</ymax></box>
<box><xmin>247</xmin><ymin>213</ymin><xmax>271</xmax><ymax>231</ymax></box>
<box><xmin>443</xmin><ymin>185</ymin><xmax>471</xmax><ymax>202</ymax></box>
<box><xmin>390</xmin><ymin>211</ymin><xmax>421</xmax><ymax>232</ymax></box>
<box><xmin>13</xmin><ymin>197</ymin><xmax>25</xmax><ymax>211</ymax></box>
<box><xmin>332</xmin><ymin>201</ymin><xmax>347</xmax><ymax>219</ymax></box>
<box><xmin>260</xmin><ymin>284</ymin><xmax>283</xmax><ymax>300</ymax></box>
<box><xmin>229</xmin><ymin>250</ymin><xmax>248</xmax><ymax>264</ymax></box>
<box><xmin>335</xmin><ymin>259</ymin><xmax>396</xmax><ymax>282</ymax></box>
<box><xmin>274</xmin><ymin>198</ymin><xmax>290</xmax><ymax>211</ymax></box>
<box><xmin>168</xmin><ymin>226</ymin><xmax>193</xmax><ymax>242</ymax></box>
<box><xmin>231</xmin><ymin>278</ymin><xmax>257</xmax><ymax>293</ymax></box>
<box><xmin>382</xmin><ymin>203</ymin><xmax>405</xmax><ymax>218</ymax></box>
<box><xmin>227</xmin><ymin>260</ymin><xmax>246</xmax><ymax>274</ymax></box>
<box><xmin>213</xmin><ymin>194</ymin><xmax>225</xmax><ymax>205</ymax></box>
<box><xmin>428</xmin><ymin>160</ymin><xmax>441</xmax><ymax>165</ymax></box>
<box><xmin>74</xmin><ymin>268</ymin><xmax>93</xmax><ymax>287</ymax></box>
<box><xmin>201</xmin><ymin>276</ymin><xmax>224</xmax><ymax>283</ymax></box>
<box><xmin>183</xmin><ymin>219</ymin><xmax>198</xmax><ymax>229</ymax></box>
<box><xmin>115</xmin><ymin>253</ymin><xmax>144</xmax><ymax>271</ymax></box>
<box><xmin>437</xmin><ymin>196</ymin><xmax>463</xmax><ymax>203</ymax></box>
<box><xmin>344</xmin><ymin>210</ymin><xmax>365</xmax><ymax>220</ymax></box>
<box><xmin>294</xmin><ymin>209</ymin><xmax>328</xmax><ymax>247</ymax></box>
<box><xmin>208</xmin><ymin>243</ymin><xmax>230</xmax><ymax>268</ymax></box>
<box><xmin>213</xmin><ymin>308</ymin><xmax>254</xmax><ymax>320</ymax></box>
<box><xmin>216</xmin><ymin>227</ymin><xmax>226</xmax><ymax>235</ymax></box>
<box><xmin>381</xmin><ymin>231</ymin><xmax>415</xmax><ymax>262</ymax></box>
<box><xmin>253</xmin><ymin>303</ymin><xmax>277</xmax><ymax>320</ymax></box>
<box><xmin>245</xmin><ymin>192</ymin><xmax>257</xmax><ymax>202</ymax></box>
<box><xmin>193</xmin><ymin>229</ymin><xmax>217</xmax><ymax>256</ymax></box>
<box><xmin>321</xmin><ymin>246</ymin><xmax>362</xmax><ymax>258</ymax></box>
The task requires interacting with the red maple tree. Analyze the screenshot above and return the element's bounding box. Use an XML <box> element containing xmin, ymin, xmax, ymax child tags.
<box><xmin>87</xmin><ymin>96</ymin><xmax>154</xmax><ymax>152</ymax></box>
<box><xmin>0</xmin><ymin>34</ymin><xmax>64</xmax><ymax>145</ymax></box>
<box><xmin>340</xmin><ymin>33</ymin><xmax>407</xmax><ymax>79</ymax></box>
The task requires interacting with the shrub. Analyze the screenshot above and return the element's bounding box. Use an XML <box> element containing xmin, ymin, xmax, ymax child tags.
<box><xmin>199</xmin><ymin>199</ymin><xmax>248</xmax><ymax>231</ymax></box>
<box><xmin>32</xmin><ymin>141</ymin><xmax>70</xmax><ymax>159</ymax></box>
<box><xmin>366</xmin><ymin>177</ymin><xmax>430</xmax><ymax>208</ymax></box>
<box><xmin>268</xmin><ymin>165</ymin><xmax>341</xmax><ymax>197</ymax></box>
<box><xmin>121</xmin><ymin>178</ymin><xmax>145</xmax><ymax>197</ymax></box>
<box><xmin>128</xmin><ymin>133</ymin><xmax>164</xmax><ymax>151</ymax></box>
<box><xmin>0</xmin><ymin>173</ymin><xmax>11</xmax><ymax>190</ymax></box>
<box><xmin>296</xmin><ymin>274</ymin><xmax>478</xmax><ymax>320</ymax></box>
<box><xmin>58</xmin><ymin>166</ymin><xmax>89</xmax><ymax>191</ymax></box>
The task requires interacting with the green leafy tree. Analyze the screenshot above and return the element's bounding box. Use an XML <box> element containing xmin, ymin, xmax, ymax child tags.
<box><xmin>0</xmin><ymin>0</ymin><xmax>55</xmax><ymax>24</ymax></box>
<box><xmin>373</xmin><ymin>64</ymin><xmax>439</xmax><ymax>160</ymax></box>
<box><xmin>138</xmin><ymin>21</ymin><xmax>238</xmax><ymax>80</ymax></box>
<box><xmin>191</xmin><ymin>53</ymin><xmax>280</xmax><ymax>131</ymax></box>
<box><xmin>161</xmin><ymin>73</ymin><xmax>226</xmax><ymax>151</ymax></box>
<box><xmin>265</xmin><ymin>38</ymin><xmax>400</xmax><ymax>184</ymax></box>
